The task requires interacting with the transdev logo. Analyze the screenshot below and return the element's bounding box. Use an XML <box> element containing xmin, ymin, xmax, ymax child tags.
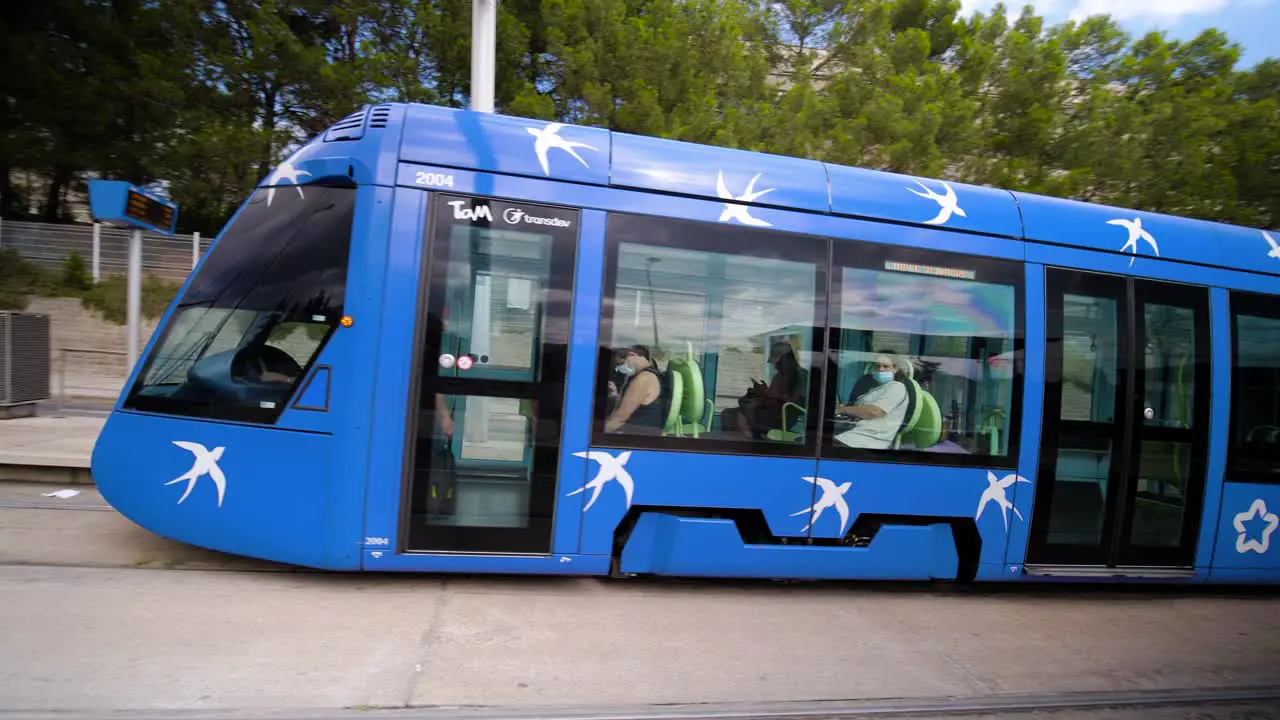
<box><xmin>502</xmin><ymin>207</ymin><xmax>571</xmax><ymax>228</ymax></box>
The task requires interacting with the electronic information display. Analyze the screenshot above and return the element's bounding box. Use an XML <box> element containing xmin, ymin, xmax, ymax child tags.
<box><xmin>86</xmin><ymin>180</ymin><xmax>179</xmax><ymax>235</ymax></box>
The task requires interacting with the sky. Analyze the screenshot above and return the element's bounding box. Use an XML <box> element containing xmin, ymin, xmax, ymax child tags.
<box><xmin>959</xmin><ymin>0</ymin><xmax>1278</xmax><ymax>68</ymax></box>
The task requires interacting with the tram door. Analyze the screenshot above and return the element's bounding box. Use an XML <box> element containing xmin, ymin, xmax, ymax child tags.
<box><xmin>1025</xmin><ymin>268</ymin><xmax>1211</xmax><ymax>570</ymax></box>
<box><xmin>402</xmin><ymin>194</ymin><xmax>579</xmax><ymax>554</ymax></box>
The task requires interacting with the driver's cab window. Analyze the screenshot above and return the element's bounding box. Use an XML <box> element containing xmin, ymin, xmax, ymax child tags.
<box><xmin>123</xmin><ymin>181</ymin><xmax>355</xmax><ymax>423</ymax></box>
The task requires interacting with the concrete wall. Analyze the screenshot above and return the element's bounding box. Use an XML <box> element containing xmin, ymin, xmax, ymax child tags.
<box><xmin>25</xmin><ymin>297</ymin><xmax>161</xmax><ymax>393</ymax></box>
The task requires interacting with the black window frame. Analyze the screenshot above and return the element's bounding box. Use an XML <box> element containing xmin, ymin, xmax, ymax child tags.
<box><xmin>121</xmin><ymin>179</ymin><xmax>357</xmax><ymax>425</ymax></box>
<box><xmin>820</xmin><ymin>241</ymin><xmax>1026</xmax><ymax>470</ymax></box>
<box><xmin>592</xmin><ymin>211</ymin><xmax>831</xmax><ymax>458</ymax></box>
<box><xmin>1227</xmin><ymin>289</ymin><xmax>1280</xmax><ymax>484</ymax></box>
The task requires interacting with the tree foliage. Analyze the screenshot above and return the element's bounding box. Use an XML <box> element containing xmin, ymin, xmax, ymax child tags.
<box><xmin>2</xmin><ymin>0</ymin><xmax>1275</xmax><ymax>233</ymax></box>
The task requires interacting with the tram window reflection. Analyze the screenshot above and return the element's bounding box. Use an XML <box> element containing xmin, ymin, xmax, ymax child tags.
<box><xmin>594</xmin><ymin>214</ymin><xmax>826</xmax><ymax>452</ymax></box>
<box><xmin>829</xmin><ymin>258</ymin><xmax>1021</xmax><ymax>460</ymax></box>
<box><xmin>1228</xmin><ymin>292</ymin><xmax>1280</xmax><ymax>482</ymax></box>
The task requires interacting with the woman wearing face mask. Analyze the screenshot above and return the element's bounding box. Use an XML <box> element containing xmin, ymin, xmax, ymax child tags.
<box><xmin>833</xmin><ymin>350</ymin><xmax>910</xmax><ymax>450</ymax></box>
<box><xmin>604</xmin><ymin>345</ymin><xmax>664</xmax><ymax>433</ymax></box>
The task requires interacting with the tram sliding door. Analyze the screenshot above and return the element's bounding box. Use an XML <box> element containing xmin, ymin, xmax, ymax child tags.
<box><xmin>1025</xmin><ymin>268</ymin><xmax>1211</xmax><ymax>570</ymax></box>
<box><xmin>401</xmin><ymin>194</ymin><xmax>579</xmax><ymax>554</ymax></box>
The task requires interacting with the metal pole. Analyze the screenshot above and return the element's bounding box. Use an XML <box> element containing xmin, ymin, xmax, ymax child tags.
<box><xmin>470</xmin><ymin>0</ymin><xmax>496</xmax><ymax>112</ymax></box>
<box><xmin>192</xmin><ymin>231</ymin><xmax>200</xmax><ymax>270</ymax></box>
<box><xmin>126</xmin><ymin>228</ymin><xmax>142</xmax><ymax>372</ymax></box>
<box><xmin>92</xmin><ymin>223</ymin><xmax>101</xmax><ymax>282</ymax></box>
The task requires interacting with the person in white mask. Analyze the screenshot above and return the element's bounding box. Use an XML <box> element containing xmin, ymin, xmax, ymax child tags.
<box><xmin>604</xmin><ymin>345</ymin><xmax>665</xmax><ymax>433</ymax></box>
<box><xmin>833</xmin><ymin>350</ymin><xmax>910</xmax><ymax>450</ymax></box>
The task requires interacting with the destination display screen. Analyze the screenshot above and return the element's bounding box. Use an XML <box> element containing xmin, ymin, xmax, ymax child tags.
<box><xmin>125</xmin><ymin>188</ymin><xmax>174</xmax><ymax>231</ymax></box>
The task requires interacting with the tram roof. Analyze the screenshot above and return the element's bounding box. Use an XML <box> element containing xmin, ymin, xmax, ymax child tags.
<box><xmin>272</xmin><ymin>101</ymin><xmax>1280</xmax><ymax>280</ymax></box>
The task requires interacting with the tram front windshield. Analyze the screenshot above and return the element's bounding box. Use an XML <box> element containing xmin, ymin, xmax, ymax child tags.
<box><xmin>123</xmin><ymin>180</ymin><xmax>356</xmax><ymax>424</ymax></box>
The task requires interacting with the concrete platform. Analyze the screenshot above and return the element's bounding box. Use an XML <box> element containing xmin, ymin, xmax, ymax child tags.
<box><xmin>0</xmin><ymin>414</ymin><xmax>103</xmax><ymax>483</ymax></box>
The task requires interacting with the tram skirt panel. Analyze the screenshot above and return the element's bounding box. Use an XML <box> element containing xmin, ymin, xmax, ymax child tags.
<box><xmin>618</xmin><ymin>512</ymin><xmax>959</xmax><ymax>581</ymax></box>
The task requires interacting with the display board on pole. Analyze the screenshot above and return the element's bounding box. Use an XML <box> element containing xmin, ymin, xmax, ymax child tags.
<box><xmin>86</xmin><ymin>180</ymin><xmax>180</xmax><ymax>374</ymax></box>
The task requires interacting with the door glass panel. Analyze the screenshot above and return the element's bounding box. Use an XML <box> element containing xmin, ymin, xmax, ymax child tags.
<box><xmin>1031</xmin><ymin>271</ymin><xmax>1127</xmax><ymax>565</ymax></box>
<box><xmin>418</xmin><ymin>393</ymin><xmax>536</xmax><ymax>529</ymax></box>
<box><xmin>458</xmin><ymin>396</ymin><xmax>530</xmax><ymax>463</ymax></box>
<box><xmin>439</xmin><ymin>224</ymin><xmax>552</xmax><ymax>380</ymax></box>
<box><xmin>1129</xmin><ymin>440</ymin><xmax>1191</xmax><ymax>547</ymax></box>
<box><xmin>1060</xmin><ymin>293</ymin><xmax>1118</xmax><ymax>423</ymax></box>
<box><xmin>1142</xmin><ymin>304</ymin><xmax>1196</xmax><ymax>429</ymax></box>
<box><xmin>405</xmin><ymin>195</ymin><xmax>577</xmax><ymax>555</ymax></box>
<box><xmin>1031</xmin><ymin>272</ymin><xmax>1210</xmax><ymax>568</ymax></box>
<box><xmin>1038</xmin><ymin>290</ymin><xmax>1120</xmax><ymax>553</ymax></box>
<box><xmin>1048</xmin><ymin>433</ymin><xmax>1112</xmax><ymax>547</ymax></box>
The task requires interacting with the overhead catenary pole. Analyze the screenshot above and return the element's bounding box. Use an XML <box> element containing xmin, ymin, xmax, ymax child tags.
<box><xmin>126</xmin><ymin>227</ymin><xmax>142</xmax><ymax>372</ymax></box>
<box><xmin>470</xmin><ymin>0</ymin><xmax>496</xmax><ymax>112</ymax></box>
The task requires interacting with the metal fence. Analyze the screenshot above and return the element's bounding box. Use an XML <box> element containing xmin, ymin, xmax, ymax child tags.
<box><xmin>0</xmin><ymin>218</ymin><xmax>212</xmax><ymax>283</ymax></box>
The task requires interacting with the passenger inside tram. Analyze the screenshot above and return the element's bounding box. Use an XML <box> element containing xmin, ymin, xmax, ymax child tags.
<box><xmin>833</xmin><ymin>350</ymin><xmax>911</xmax><ymax>449</ymax></box>
<box><xmin>603</xmin><ymin>345</ymin><xmax>665</xmax><ymax>433</ymax></box>
<box><xmin>720</xmin><ymin>341</ymin><xmax>807</xmax><ymax>439</ymax></box>
<box><xmin>604</xmin><ymin>346</ymin><xmax>631</xmax><ymax>412</ymax></box>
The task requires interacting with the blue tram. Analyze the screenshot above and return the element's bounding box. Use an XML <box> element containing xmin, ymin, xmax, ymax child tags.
<box><xmin>90</xmin><ymin>102</ymin><xmax>1280</xmax><ymax>584</ymax></box>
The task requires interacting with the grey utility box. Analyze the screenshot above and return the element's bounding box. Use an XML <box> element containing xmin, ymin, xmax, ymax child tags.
<box><xmin>0</xmin><ymin>311</ymin><xmax>51</xmax><ymax>419</ymax></box>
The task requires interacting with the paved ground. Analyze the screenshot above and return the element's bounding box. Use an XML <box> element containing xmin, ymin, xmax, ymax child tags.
<box><xmin>1</xmin><ymin>481</ymin><xmax>1279</xmax><ymax>716</ymax></box>
<box><xmin>1</xmin><ymin>415</ymin><xmax>1280</xmax><ymax>719</ymax></box>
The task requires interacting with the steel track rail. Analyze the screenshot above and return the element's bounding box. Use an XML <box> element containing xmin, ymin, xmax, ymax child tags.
<box><xmin>0</xmin><ymin>499</ymin><xmax>113</xmax><ymax>512</ymax></box>
<box><xmin>1</xmin><ymin>685</ymin><xmax>1278</xmax><ymax>720</ymax></box>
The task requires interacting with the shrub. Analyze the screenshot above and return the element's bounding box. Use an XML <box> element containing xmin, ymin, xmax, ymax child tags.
<box><xmin>0</xmin><ymin>248</ymin><xmax>53</xmax><ymax>310</ymax></box>
<box><xmin>60</xmin><ymin>251</ymin><xmax>94</xmax><ymax>293</ymax></box>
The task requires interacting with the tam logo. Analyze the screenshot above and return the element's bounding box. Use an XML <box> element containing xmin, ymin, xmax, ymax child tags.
<box><xmin>450</xmin><ymin>200</ymin><xmax>493</xmax><ymax>222</ymax></box>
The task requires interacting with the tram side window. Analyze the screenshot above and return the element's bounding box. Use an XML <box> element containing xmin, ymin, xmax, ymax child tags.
<box><xmin>826</xmin><ymin>249</ymin><xmax>1022</xmax><ymax>461</ymax></box>
<box><xmin>122</xmin><ymin>181</ymin><xmax>356</xmax><ymax>424</ymax></box>
<box><xmin>1228</xmin><ymin>291</ymin><xmax>1280</xmax><ymax>482</ymax></box>
<box><xmin>595</xmin><ymin>213</ymin><xmax>826</xmax><ymax>452</ymax></box>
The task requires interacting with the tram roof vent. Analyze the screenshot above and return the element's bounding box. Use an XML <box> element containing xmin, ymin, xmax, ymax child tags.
<box><xmin>368</xmin><ymin>104</ymin><xmax>392</xmax><ymax>130</ymax></box>
<box><xmin>324</xmin><ymin>108</ymin><xmax>368</xmax><ymax>142</ymax></box>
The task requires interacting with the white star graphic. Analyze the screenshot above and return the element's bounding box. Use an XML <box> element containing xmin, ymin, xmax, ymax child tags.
<box><xmin>716</xmin><ymin>171</ymin><xmax>774</xmax><ymax>227</ymax></box>
<box><xmin>790</xmin><ymin>476</ymin><xmax>852</xmax><ymax>535</ymax></box>
<box><xmin>165</xmin><ymin>441</ymin><xmax>227</xmax><ymax>508</ymax></box>
<box><xmin>1262</xmin><ymin>230</ymin><xmax>1280</xmax><ymax>259</ymax></box>
<box><xmin>265</xmin><ymin>154</ymin><xmax>312</xmax><ymax>207</ymax></box>
<box><xmin>906</xmin><ymin>179</ymin><xmax>966</xmax><ymax>225</ymax></box>
<box><xmin>976</xmin><ymin>471</ymin><xmax>1030</xmax><ymax>532</ymax></box>
<box><xmin>567</xmin><ymin>450</ymin><xmax>634</xmax><ymax>511</ymax></box>
<box><xmin>1106</xmin><ymin>217</ymin><xmax>1159</xmax><ymax>267</ymax></box>
<box><xmin>1233</xmin><ymin>498</ymin><xmax>1279</xmax><ymax>554</ymax></box>
<box><xmin>526</xmin><ymin>123</ymin><xmax>597</xmax><ymax>176</ymax></box>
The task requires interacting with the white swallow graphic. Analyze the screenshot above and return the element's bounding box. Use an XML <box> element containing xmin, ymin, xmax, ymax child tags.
<box><xmin>716</xmin><ymin>171</ymin><xmax>774</xmax><ymax>227</ymax></box>
<box><xmin>527</xmin><ymin>123</ymin><xmax>597</xmax><ymax>176</ymax></box>
<box><xmin>568</xmin><ymin>450</ymin><xmax>634</xmax><ymax>511</ymax></box>
<box><xmin>165</xmin><ymin>441</ymin><xmax>227</xmax><ymax>507</ymax></box>
<box><xmin>790</xmin><ymin>476</ymin><xmax>852</xmax><ymax>535</ymax></box>
<box><xmin>1263</xmin><ymin>231</ymin><xmax>1280</xmax><ymax>259</ymax></box>
<box><xmin>1233</xmin><ymin>498</ymin><xmax>1279</xmax><ymax>554</ymax></box>
<box><xmin>906</xmin><ymin>179</ymin><xmax>966</xmax><ymax>225</ymax></box>
<box><xmin>1106</xmin><ymin>217</ymin><xmax>1159</xmax><ymax>267</ymax></box>
<box><xmin>265</xmin><ymin>154</ymin><xmax>312</xmax><ymax>207</ymax></box>
<box><xmin>976</xmin><ymin>471</ymin><xmax>1030</xmax><ymax>532</ymax></box>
